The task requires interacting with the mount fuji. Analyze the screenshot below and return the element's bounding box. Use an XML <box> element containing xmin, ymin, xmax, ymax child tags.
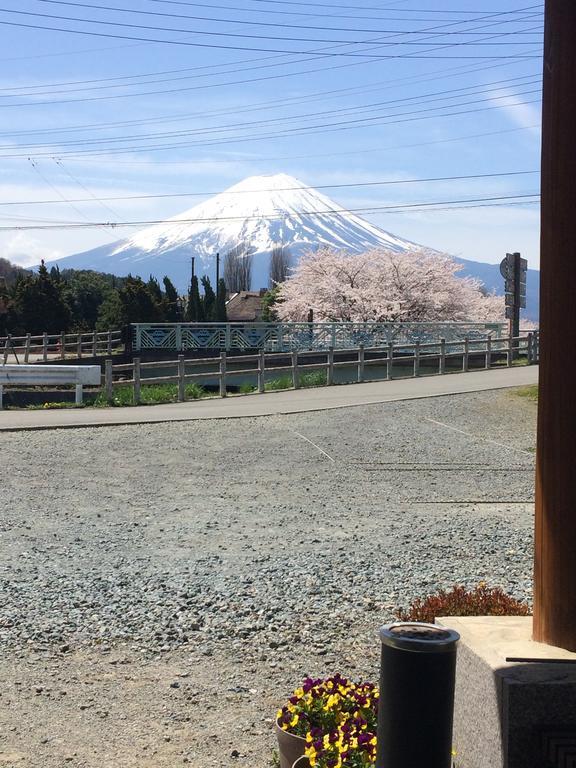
<box><xmin>48</xmin><ymin>172</ymin><xmax>539</xmax><ymax>317</ymax></box>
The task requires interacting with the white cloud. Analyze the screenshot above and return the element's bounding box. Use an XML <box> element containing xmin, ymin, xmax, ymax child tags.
<box><xmin>3</xmin><ymin>232</ymin><xmax>62</xmax><ymax>267</ymax></box>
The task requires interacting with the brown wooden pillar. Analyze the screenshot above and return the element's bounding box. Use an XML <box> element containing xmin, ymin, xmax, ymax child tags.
<box><xmin>533</xmin><ymin>0</ymin><xmax>576</xmax><ymax>650</ymax></box>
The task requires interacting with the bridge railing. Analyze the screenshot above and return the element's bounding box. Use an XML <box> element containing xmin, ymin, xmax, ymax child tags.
<box><xmin>131</xmin><ymin>321</ymin><xmax>507</xmax><ymax>353</ymax></box>
<box><xmin>1</xmin><ymin>329</ymin><xmax>123</xmax><ymax>364</ymax></box>
<box><xmin>103</xmin><ymin>332</ymin><xmax>539</xmax><ymax>404</ymax></box>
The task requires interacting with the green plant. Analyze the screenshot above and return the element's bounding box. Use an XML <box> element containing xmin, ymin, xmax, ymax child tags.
<box><xmin>265</xmin><ymin>376</ymin><xmax>293</xmax><ymax>392</ymax></box>
<box><xmin>396</xmin><ymin>583</ymin><xmax>531</xmax><ymax>624</ymax></box>
<box><xmin>91</xmin><ymin>382</ymin><xmax>207</xmax><ymax>407</ymax></box>
<box><xmin>514</xmin><ymin>384</ymin><xmax>538</xmax><ymax>401</ymax></box>
<box><xmin>239</xmin><ymin>382</ymin><xmax>256</xmax><ymax>394</ymax></box>
<box><xmin>299</xmin><ymin>370</ymin><xmax>327</xmax><ymax>388</ymax></box>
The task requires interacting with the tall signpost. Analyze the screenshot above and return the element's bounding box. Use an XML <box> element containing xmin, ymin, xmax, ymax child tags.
<box><xmin>533</xmin><ymin>0</ymin><xmax>576</xmax><ymax>650</ymax></box>
<box><xmin>500</xmin><ymin>252</ymin><xmax>527</xmax><ymax>347</ymax></box>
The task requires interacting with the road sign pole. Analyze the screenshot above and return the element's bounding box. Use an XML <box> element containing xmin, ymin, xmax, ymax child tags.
<box><xmin>534</xmin><ymin>0</ymin><xmax>576</xmax><ymax>651</ymax></box>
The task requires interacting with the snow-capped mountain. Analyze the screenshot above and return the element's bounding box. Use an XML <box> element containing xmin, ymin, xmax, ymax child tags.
<box><xmin>47</xmin><ymin>172</ymin><xmax>539</xmax><ymax>318</ymax></box>
<box><xmin>47</xmin><ymin>173</ymin><xmax>421</xmax><ymax>290</ymax></box>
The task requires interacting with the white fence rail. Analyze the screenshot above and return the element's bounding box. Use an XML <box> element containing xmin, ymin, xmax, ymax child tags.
<box><xmin>1</xmin><ymin>330</ymin><xmax>123</xmax><ymax>363</ymax></box>
<box><xmin>104</xmin><ymin>332</ymin><xmax>539</xmax><ymax>404</ymax></box>
<box><xmin>0</xmin><ymin>365</ymin><xmax>101</xmax><ymax>409</ymax></box>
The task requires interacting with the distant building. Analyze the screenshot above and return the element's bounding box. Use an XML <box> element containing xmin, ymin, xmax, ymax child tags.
<box><xmin>225</xmin><ymin>290</ymin><xmax>266</xmax><ymax>322</ymax></box>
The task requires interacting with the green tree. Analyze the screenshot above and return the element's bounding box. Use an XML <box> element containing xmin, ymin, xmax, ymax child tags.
<box><xmin>201</xmin><ymin>275</ymin><xmax>216</xmax><ymax>321</ymax></box>
<box><xmin>261</xmin><ymin>285</ymin><xmax>281</xmax><ymax>322</ymax></box>
<box><xmin>116</xmin><ymin>275</ymin><xmax>164</xmax><ymax>324</ymax></box>
<box><xmin>147</xmin><ymin>275</ymin><xmax>163</xmax><ymax>304</ymax></box>
<box><xmin>162</xmin><ymin>276</ymin><xmax>182</xmax><ymax>322</ymax></box>
<box><xmin>215</xmin><ymin>278</ymin><xmax>227</xmax><ymax>322</ymax></box>
<box><xmin>11</xmin><ymin>261</ymin><xmax>70</xmax><ymax>333</ymax></box>
<box><xmin>185</xmin><ymin>275</ymin><xmax>203</xmax><ymax>322</ymax></box>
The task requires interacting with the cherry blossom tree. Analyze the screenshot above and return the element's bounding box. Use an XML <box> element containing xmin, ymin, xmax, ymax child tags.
<box><xmin>275</xmin><ymin>247</ymin><xmax>504</xmax><ymax>322</ymax></box>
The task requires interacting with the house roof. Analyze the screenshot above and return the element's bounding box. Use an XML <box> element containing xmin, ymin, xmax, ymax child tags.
<box><xmin>225</xmin><ymin>291</ymin><xmax>264</xmax><ymax>322</ymax></box>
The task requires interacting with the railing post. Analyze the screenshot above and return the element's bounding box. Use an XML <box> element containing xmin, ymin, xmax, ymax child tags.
<box><xmin>133</xmin><ymin>357</ymin><xmax>141</xmax><ymax>405</ymax></box>
<box><xmin>327</xmin><ymin>346</ymin><xmax>334</xmax><ymax>386</ymax></box>
<box><xmin>507</xmin><ymin>335</ymin><xmax>513</xmax><ymax>367</ymax></box>
<box><xmin>135</xmin><ymin>325</ymin><xmax>142</xmax><ymax>352</ymax></box>
<box><xmin>178</xmin><ymin>354</ymin><xmax>185</xmax><ymax>402</ymax></box>
<box><xmin>176</xmin><ymin>324</ymin><xmax>182</xmax><ymax>352</ymax></box>
<box><xmin>219</xmin><ymin>350</ymin><xmax>227</xmax><ymax>397</ymax></box>
<box><xmin>413</xmin><ymin>342</ymin><xmax>420</xmax><ymax>378</ymax></box>
<box><xmin>77</xmin><ymin>333</ymin><xmax>82</xmax><ymax>359</ymax></box>
<box><xmin>258</xmin><ymin>349</ymin><xmax>265</xmax><ymax>393</ymax></box>
<box><xmin>25</xmin><ymin>333</ymin><xmax>31</xmax><ymax>363</ymax></box>
<box><xmin>105</xmin><ymin>359</ymin><xmax>113</xmax><ymax>401</ymax></box>
<box><xmin>225</xmin><ymin>323</ymin><xmax>231</xmax><ymax>351</ymax></box>
<box><xmin>92</xmin><ymin>331</ymin><xmax>98</xmax><ymax>357</ymax></box>
<box><xmin>357</xmin><ymin>344</ymin><xmax>365</xmax><ymax>383</ymax></box>
<box><xmin>387</xmin><ymin>342</ymin><xmax>393</xmax><ymax>380</ymax></box>
<box><xmin>526</xmin><ymin>332</ymin><xmax>533</xmax><ymax>365</ymax></box>
<box><xmin>75</xmin><ymin>384</ymin><xmax>83</xmax><ymax>406</ymax></box>
<box><xmin>292</xmin><ymin>350</ymin><xmax>299</xmax><ymax>389</ymax></box>
<box><xmin>107</xmin><ymin>330</ymin><xmax>112</xmax><ymax>356</ymax></box>
<box><xmin>439</xmin><ymin>338</ymin><xmax>446</xmax><ymax>375</ymax></box>
<box><xmin>2</xmin><ymin>335</ymin><xmax>9</xmax><ymax>364</ymax></box>
<box><xmin>43</xmin><ymin>332</ymin><xmax>48</xmax><ymax>362</ymax></box>
<box><xmin>463</xmin><ymin>338</ymin><xmax>469</xmax><ymax>372</ymax></box>
<box><xmin>485</xmin><ymin>337</ymin><xmax>492</xmax><ymax>369</ymax></box>
<box><xmin>60</xmin><ymin>331</ymin><xmax>65</xmax><ymax>360</ymax></box>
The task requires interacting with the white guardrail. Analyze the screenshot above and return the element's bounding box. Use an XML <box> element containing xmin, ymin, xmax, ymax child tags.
<box><xmin>0</xmin><ymin>365</ymin><xmax>101</xmax><ymax>409</ymax></box>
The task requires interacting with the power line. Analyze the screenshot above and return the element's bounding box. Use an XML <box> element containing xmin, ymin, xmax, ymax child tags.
<box><xmin>0</xmin><ymin>170</ymin><xmax>539</xmax><ymax>207</ymax></box>
<box><xmin>0</xmin><ymin>193</ymin><xmax>541</xmax><ymax>231</ymax></box>
<box><xmin>0</xmin><ymin>77</ymin><xmax>541</xmax><ymax>150</ymax></box>
<box><xmin>35</xmin><ymin>0</ymin><xmax>543</xmax><ymax>38</ymax></box>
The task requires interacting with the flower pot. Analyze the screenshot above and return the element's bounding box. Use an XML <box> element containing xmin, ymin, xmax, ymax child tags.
<box><xmin>276</xmin><ymin>721</ymin><xmax>306</xmax><ymax>768</ymax></box>
<box><xmin>292</xmin><ymin>757</ymin><xmax>311</xmax><ymax>768</ymax></box>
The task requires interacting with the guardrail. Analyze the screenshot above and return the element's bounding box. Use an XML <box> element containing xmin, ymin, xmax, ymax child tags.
<box><xmin>103</xmin><ymin>332</ymin><xmax>539</xmax><ymax>404</ymax></box>
<box><xmin>0</xmin><ymin>364</ymin><xmax>101</xmax><ymax>409</ymax></box>
<box><xmin>131</xmin><ymin>321</ymin><xmax>506</xmax><ymax>353</ymax></box>
<box><xmin>1</xmin><ymin>330</ymin><xmax>123</xmax><ymax>363</ymax></box>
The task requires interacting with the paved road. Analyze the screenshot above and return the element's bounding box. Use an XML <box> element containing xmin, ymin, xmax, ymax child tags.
<box><xmin>0</xmin><ymin>366</ymin><xmax>538</xmax><ymax>431</ymax></box>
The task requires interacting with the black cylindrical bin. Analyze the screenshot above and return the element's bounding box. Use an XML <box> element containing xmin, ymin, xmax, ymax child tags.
<box><xmin>376</xmin><ymin>622</ymin><xmax>460</xmax><ymax>768</ymax></box>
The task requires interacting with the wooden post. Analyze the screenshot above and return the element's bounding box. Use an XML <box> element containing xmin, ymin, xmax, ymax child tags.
<box><xmin>75</xmin><ymin>384</ymin><xmax>83</xmax><ymax>406</ymax></box>
<box><xmin>178</xmin><ymin>354</ymin><xmax>185</xmax><ymax>402</ymax></box>
<box><xmin>2</xmin><ymin>335</ymin><xmax>9</xmax><ymax>364</ymax></box>
<box><xmin>107</xmin><ymin>330</ymin><xmax>112</xmax><ymax>356</ymax></box>
<box><xmin>292</xmin><ymin>350</ymin><xmax>299</xmax><ymax>389</ymax></box>
<box><xmin>327</xmin><ymin>346</ymin><xmax>334</xmax><ymax>386</ymax></box>
<box><xmin>77</xmin><ymin>333</ymin><xmax>82</xmax><ymax>359</ymax></box>
<box><xmin>534</xmin><ymin>0</ymin><xmax>576</xmax><ymax>650</ymax></box>
<box><xmin>24</xmin><ymin>334</ymin><xmax>31</xmax><ymax>363</ymax></box>
<box><xmin>105</xmin><ymin>359</ymin><xmax>113</xmax><ymax>401</ymax></box>
<box><xmin>42</xmin><ymin>332</ymin><xmax>48</xmax><ymax>362</ymax></box>
<box><xmin>439</xmin><ymin>338</ymin><xmax>446</xmax><ymax>375</ymax></box>
<box><xmin>219</xmin><ymin>350</ymin><xmax>227</xmax><ymax>398</ymax></box>
<box><xmin>60</xmin><ymin>331</ymin><xmax>65</xmax><ymax>360</ymax></box>
<box><xmin>257</xmin><ymin>349</ymin><xmax>265</xmax><ymax>393</ymax></box>
<box><xmin>507</xmin><ymin>334</ymin><xmax>513</xmax><ymax>368</ymax></box>
<box><xmin>526</xmin><ymin>332</ymin><xmax>533</xmax><ymax>365</ymax></box>
<box><xmin>133</xmin><ymin>357</ymin><xmax>141</xmax><ymax>405</ymax></box>
<box><xmin>413</xmin><ymin>342</ymin><xmax>420</xmax><ymax>378</ymax></box>
<box><xmin>386</xmin><ymin>342</ymin><xmax>393</xmax><ymax>380</ymax></box>
<box><xmin>485</xmin><ymin>336</ymin><xmax>492</xmax><ymax>369</ymax></box>
<box><xmin>463</xmin><ymin>338</ymin><xmax>469</xmax><ymax>372</ymax></box>
<box><xmin>357</xmin><ymin>344</ymin><xmax>365</xmax><ymax>383</ymax></box>
<box><xmin>92</xmin><ymin>331</ymin><xmax>98</xmax><ymax>357</ymax></box>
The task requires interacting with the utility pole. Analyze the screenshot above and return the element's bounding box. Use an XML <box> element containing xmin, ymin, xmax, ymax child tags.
<box><xmin>216</xmin><ymin>251</ymin><xmax>220</xmax><ymax>287</ymax></box>
<box><xmin>191</xmin><ymin>255</ymin><xmax>195</xmax><ymax>284</ymax></box>
<box><xmin>533</xmin><ymin>0</ymin><xmax>576</xmax><ymax>650</ymax></box>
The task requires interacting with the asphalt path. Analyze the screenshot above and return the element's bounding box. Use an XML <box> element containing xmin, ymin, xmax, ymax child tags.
<box><xmin>0</xmin><ymin>366</ymin><xmax>538</xmax><ymax>432</ymax></box>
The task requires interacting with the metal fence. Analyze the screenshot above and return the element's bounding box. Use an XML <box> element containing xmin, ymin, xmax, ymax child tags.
<box><xmin>132</xmin><ymin>321</ymin><xmax>506</xmax><ymax>353</ymax></box>
<box><xmin>103</xmin><ymin>332</ymin><xmax>539</xmax><ymax>404</ymax></box>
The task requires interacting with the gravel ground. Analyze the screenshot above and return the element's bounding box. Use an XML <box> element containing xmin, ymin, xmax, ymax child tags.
<box><xmin>0</xmin><ymin>388</ymin><xmax>536</xmax><ymax>767</ymax></box>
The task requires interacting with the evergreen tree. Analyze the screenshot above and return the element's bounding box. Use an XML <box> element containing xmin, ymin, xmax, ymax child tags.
<box><xmin>201</xmin><ymin>275</ymin><xmax>216</xmax><ymax>321</ymax></box>
<box><xmin>185</xmin><ymin>275</ymin><xmax>203</xmax><ymax>322</ymax></box>
<box><xmin>11</xmin><ymin>261</ymin><xmax>70</xmax><ymax>333</ymax></box>
<box><xmin>116</xmin><ymin>275</ymin><xmax>163</xmax><ymax>324</ymax></box>
<box><xmin>147</xmin><ymin>275</ymin><xmax>163</xmax><ymax>304</ymax></box>
<box><xmin>215</xmin><ymin>278</ymin><xmax>228</xmax><ymax>322</ymax></box>
<box><xmin>162</xmin><ymin>276</ymin><xmax>182</xmax><ymax>322</ymax></box>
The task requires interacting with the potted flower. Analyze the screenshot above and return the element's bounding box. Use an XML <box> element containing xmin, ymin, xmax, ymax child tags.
<box><xmin>276</xmin><ymin>675</ymin><xmax>378</xmax><ymax>768</ymax></box>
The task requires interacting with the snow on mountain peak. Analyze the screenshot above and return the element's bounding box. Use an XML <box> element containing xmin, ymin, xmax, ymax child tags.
<box><xmin>49</xmin><ymin>172</ymin><xmax>422</xmax><ymax>290</ymax></box>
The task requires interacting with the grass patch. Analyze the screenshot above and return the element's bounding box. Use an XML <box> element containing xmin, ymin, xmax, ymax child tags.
<box><xmin>239</xmin><ymin>382</ymin><xmax>256</xmax><ymax>394</ymax></box>
<box><xmin>91</xmin><ymin>382</ymin><xmax>208</xmax><ymax>407</ymax></box>
<box><xmin>265</xmin><ymin>375</ymin><xmax>293</xmax><ymax>392</ymax></box>
<box><xmin>264</xmin><ymin>369</ymin><xmax>327</xmax><ymax>392</ymax></box>
<box><xmin>514</xmin><ymin>384</ymin><xmax>538</xmax><ymax>402</ymax></box>
<box><xmin>26</xmin><ymin>401</ymin><xmax>86</xmax><ymax>410</ymax></box>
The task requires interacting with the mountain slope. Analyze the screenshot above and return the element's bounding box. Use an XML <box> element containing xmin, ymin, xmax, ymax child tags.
<box><xmin>47</xmin><ymin>173</ymin><xmax>420</xmax><ymax>290</ymax></box>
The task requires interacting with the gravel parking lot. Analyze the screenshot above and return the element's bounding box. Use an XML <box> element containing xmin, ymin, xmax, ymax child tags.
<box><xmin>0</xmin><ymin>388</ymin><xmax>536</xmax><ymax>768</ymax></box>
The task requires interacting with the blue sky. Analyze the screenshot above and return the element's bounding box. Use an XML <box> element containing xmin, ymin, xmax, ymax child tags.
<box><xmin>0</xmin><ymin>0</ymin><xmax>543</xmax><ymax>270</ymax></box>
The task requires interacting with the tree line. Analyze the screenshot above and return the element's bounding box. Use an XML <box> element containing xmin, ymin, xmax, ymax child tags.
<box><xmin>0</xmin><ymin>261</ymin><xmax>228</xmax><ymax>335</ymax></box>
